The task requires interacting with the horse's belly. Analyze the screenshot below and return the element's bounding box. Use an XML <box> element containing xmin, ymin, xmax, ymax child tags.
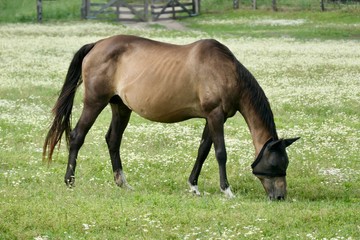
<box><xmin>136</xmin><ymin>106</ymin><xmax>202</xmax><ymax>123</ymax></box>
<box><xmin>116</xmin><ymin>51</ymin><xmax>204</xmax><ymax>122</ymax></box>
<box><xmin>118</xmin><ymin>84</ymin><xmax>203</xmax><ymax>123</ymax></box>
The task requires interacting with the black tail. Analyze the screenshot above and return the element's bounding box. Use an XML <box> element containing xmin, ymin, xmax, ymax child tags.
<box><xmin>43</xmin><ymin>43</ymin><xmax>96</xmax><ymax>162</ymax></box>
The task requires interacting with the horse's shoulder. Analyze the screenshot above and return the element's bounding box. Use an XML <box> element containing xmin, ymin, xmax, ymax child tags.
<box><xmin>195</xmin><ymin>39</ymin><xmax>235</xmax><ymax>61</ymax></box>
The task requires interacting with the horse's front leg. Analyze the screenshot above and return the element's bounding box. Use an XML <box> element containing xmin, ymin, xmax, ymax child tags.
<box><xmin>106</xmin><ymin>103</ymin><xmax>133</xmax><ymax>190</ymax></box>
<box><xmin>188</xmin><ymin>123</ymin><xmax>212</xmax><ymax>196</ymax></box>
<box><xmin>207</xmin><ymin>107</ymin><xmax>235</xmax><ymax>198</ymax></box>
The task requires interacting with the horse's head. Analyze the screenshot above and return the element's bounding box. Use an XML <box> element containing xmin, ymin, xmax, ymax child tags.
<box><xmin>252</xmin><ymin>137</ymin><xmax>300</xmax><ymax>201</ymax></box>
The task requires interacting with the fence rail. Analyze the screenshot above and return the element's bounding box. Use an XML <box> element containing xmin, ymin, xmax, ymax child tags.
<box><xmin>81</xmin><ymin>0</ymin><xmax>199</xmax><ymax>22</ymax></box>
<box><xmin>232</xmin><ymin>0</ymin><xmax>360</xmax><ymax>11</ymax></box>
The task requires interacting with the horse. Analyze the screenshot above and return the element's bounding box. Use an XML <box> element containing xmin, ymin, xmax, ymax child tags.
<box><xmin>43</xmin><ymin>35</ymin><xmax>299</xmax><ymax>200</ymax></box>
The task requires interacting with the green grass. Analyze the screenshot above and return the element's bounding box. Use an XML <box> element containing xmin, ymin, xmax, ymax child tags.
<box><xmin>182</xmin><ymin>9</ymin><xmax>360</xmax><ymax>40</ymax></box>
<box><xmin>0</xmin><ymin>0</ymin><xmax>81</xmax><ymax>22</ymax></box>
<box><xmin>1</xmin><ymin>0</ymin><xmax>360</xmax><ymax>40</ymax></box>
<box><xmin>1</xmin><ymin>3</ymin><xmax>360</xmax><ymax>240</ymax></box>
<box><xmin>1</xmin><ymin>22</ymin><xmax>359</xmax><ymax>239</ymax></box>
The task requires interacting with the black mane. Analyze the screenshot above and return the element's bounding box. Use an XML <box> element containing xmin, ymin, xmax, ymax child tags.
<box><xmin>236</xmin><ymin>60</ymin><xmax>279</xmax><ymax>140</ymax></box>
<box><xmin>209</xmin><ymin>40</ymin><xmax>278</xmax><ymax>139</ymax></box>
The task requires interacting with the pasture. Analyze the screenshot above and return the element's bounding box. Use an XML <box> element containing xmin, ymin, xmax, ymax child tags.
<box><xmin>1</xmin><ymin>15</ymin><xmax>359</xmax><ymax>240</ymax></box>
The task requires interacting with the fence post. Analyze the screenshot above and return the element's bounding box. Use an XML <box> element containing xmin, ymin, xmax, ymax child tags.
<box><xmin>115</xmin><ymin>0</ymin><xmax>121</xmax><ymax>21</ymax></box>
<box><xmin>320</xmin><ymin>0</ymin><xmax>325</xmax><ymax>11</ymax></box>
<box><xmin>81</xmin><ymin>0</ymin><xmax>86</xmax><ymax>19</ymax></box>
<box><xmin>193</xmin><ymin>0</ymin><xmax>200</xmax><ymax>15</ymax></box>
<box><xmin>143</xmin><ymin>0</ymin><xmax>148</xmax><ymax>21</ymax></box>
<box><xmin>37</xmin><ymin>0</ymin><xmax>42</xmax><ymax>23</ymax></box>
<box><xmin>233</xmin><ymin>0</ymin><xmax>239</xmax><ymax>9</ymax></box>
<box><xmin>272</xmin><ymin>0</ymin><xmax>277</xmax><ymax>11</ymax></box>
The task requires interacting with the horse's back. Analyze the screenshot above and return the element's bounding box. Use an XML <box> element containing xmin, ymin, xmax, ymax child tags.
<box><xmin>82</xmin><ymin>35</ymin><xmax>239</xmax><ymax>122</ymax></box>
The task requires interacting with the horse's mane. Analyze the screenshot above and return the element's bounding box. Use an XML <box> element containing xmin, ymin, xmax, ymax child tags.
<box><xmin>235</xmin><ymin>61</ymin><xmax>278</xmax><ymax>139</ymax></box>
<box><xmin>212</xmin><ymin>41</ymin><xmax>278</xmax><ymax>139</ymax></box>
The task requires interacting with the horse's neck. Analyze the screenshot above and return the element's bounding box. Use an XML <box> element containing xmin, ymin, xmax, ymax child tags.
<box><xmin>235</xmin><ymin>61</ymin><xmax>278</xmax><ymax>156</ymax></box>
<box><xmin>244</xmin><ymin>112</ymin><xmax>275</xmax><ymax>155</ymax></box>
<box><xmin>239</xmin><ymin>99</ymin><xmax>278</xmax><ymax>156</ymax></box>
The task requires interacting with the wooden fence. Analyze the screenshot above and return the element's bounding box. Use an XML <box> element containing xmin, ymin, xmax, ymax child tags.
<box><xmin>36</xmin><ymin>0</ymin><xmax>57</xmax><ymax>23</ymax></box>
<box><xmin>232</xmin><ymin>0</ymin><xmax>360</xmax><ymax>11</ymax></box>
<box><xmin>81</xmin><ymin>0</ymin><xmax>200</xmax><ymax>22</ymax></box>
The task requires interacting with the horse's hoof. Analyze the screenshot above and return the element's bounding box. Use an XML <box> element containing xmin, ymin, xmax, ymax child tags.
<box><xmin>221</xmin><ymin>187</ymin><xmax>235</xmax><ymax>198</ymax></box>
<box><xmin>115</xmin><ymin>181</ymin><xmax>134</xmax><ymax>191</ymax></box>
<box><xmin>188</xmin><ymin>182</ymin><xmax>201</xmax><ymax>196</ymax></box>
<box><xmin>65</xmin><ymin>176</ymin><xmax>75</xmax><ymax>188</ymax></box>
<box><xmin>123</xmin><ymin>183</ymin><xmax>134</xmax><ymax>191</ymax></box>
<box><xmin>114</xmin><ymin>170</ymin><xmax>133</xmax><ymax>190</ymax></box>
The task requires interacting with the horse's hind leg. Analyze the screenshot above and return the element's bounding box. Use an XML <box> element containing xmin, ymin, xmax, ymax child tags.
<box><xmin>105</xmin><ymin>101</ymin><xmax>132</xmax><ymax>189</ymax></box>
<box><xmin>65</xmin><ymin>101</ymin><xmax>107</xmax><ymax>187</ymax></box>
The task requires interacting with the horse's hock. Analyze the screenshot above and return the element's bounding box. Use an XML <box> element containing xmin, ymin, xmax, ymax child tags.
<box><xmin>81</xmin><ymin>0</ymin><xmax>200</xmax><ymax>22</ymax></box>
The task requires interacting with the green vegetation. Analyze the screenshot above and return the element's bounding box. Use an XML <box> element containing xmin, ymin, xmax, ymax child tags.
<box><xmin>183</xmin><ymin>9</ymin><xmax>360</xmax><ymax>40</ymax></box>
<box><xmin>0</xmin><ymin>1</ymin><xmax>359</xmax><ymax>239</ymax></box>
<box><xmin>1</xmin><ymin>0</ymin><xmax>359</xmax><ymax>40</ymax></box>
<box><xmin>0</xmin><ymin>0</ymin><xmax>81</xmax><ymax>22</ymax></box>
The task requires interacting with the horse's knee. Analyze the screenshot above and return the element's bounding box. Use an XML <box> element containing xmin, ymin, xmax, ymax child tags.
<box><xmin>106</xmin><ymin>137</ymin><xmax>120</xmax><ymax>153</ymax></box>
<box><xmin>105</xmin><ymin>126</ymin><xmax>120</xmax><ymax>151</ymax></box>
<box><xmin>215</xmin><ymin>148</ymin><xmax>227</xmax><ymax>164</ymax></box>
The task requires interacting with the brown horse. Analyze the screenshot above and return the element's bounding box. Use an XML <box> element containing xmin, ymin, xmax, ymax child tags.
<box><xmin>43</xmin><ymin>35</ymin><xmax>299</xmax><ymax>200</ymax></box>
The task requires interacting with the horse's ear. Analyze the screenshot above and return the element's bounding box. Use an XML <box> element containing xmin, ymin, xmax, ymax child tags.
<box><xmin>284</xmin><ymin>137</ymin><xmax>300</xmax><ymax>148</ymax></box>
<box><xmin>268</xmin><ymin>139</ymin><xmax>283</xmax><ymax>151</ymax></box>
<box><xmin>268</xmin><ymin>137</ymin><xmax>300</xmax><ymax>151</ymax></box>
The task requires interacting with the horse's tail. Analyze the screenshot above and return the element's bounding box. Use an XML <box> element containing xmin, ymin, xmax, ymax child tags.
<box><xmin>43</xmin><ymin>43</ymin><xmax>96</xmax><ymax>162</ymax></box>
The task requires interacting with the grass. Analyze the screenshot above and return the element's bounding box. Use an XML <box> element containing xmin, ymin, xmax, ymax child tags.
<box><xmin>1</xmin><ymin>0</ymin><xmax>359</xmax><ymax>39</ymax></box>
<box><xmin>182</xmin><ymin>9</ymin><xmax>360</xmax><ymax>40</ymax></box>
<box><xmin>1</xmin><ymin>3</ymin><xmax>360</xmax><ymax>240</ymax></box>
<box><xmin>1</xmin><ymin>22</ymin><xmax>359</xmax><ymax>239</ymax></box>
<box><xmin>0</xmin><ymin>0</ymin><xmax>81</xmax><ymax>22</ymax></box>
